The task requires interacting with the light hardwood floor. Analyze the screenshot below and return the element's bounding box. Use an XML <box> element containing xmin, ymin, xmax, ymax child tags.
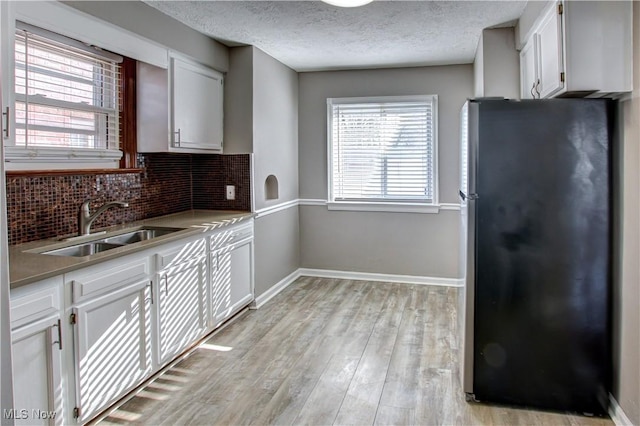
<box><xmin>96</xmin><ymin>277</ymin><xmax>613</xmax><ymax>426</ymax></box>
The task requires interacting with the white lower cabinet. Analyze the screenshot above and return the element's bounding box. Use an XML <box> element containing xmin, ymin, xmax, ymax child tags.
<box><xmin>66</xmin><ymin>255</ymin><xmax>153</xmax><ymax>423</ymax></box>
<box><xmin>156</xmin><ymin>238</ymin><xmax>208</xmax><ymax>365</ymax></box>
<box><xmin>10</xmin><ymin>219</ymin><xmax>254</xmax><ymax>424</ymax></box>
<box><xmin>71</xmin><ymin>282</ymin><xmax>152</xmax><ymax>423</ymax></box>
<box><xmin>10</xmin><ymin>277</ymin><xmax>65</xmax><ymax>426</ymax></box>
<box><xmin>211</xmin><ymin>225</ymin><xmax>254</xmax><ymax>328</ymax></box>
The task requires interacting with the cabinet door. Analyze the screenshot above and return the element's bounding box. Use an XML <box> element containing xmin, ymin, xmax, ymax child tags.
<box><xmin>230</xmin><ymin>240</ymin><xmax>253</xmax><ymax>311</ymax></box>
<box><xmin>537</xmin><ymin>4</ymin><xmax>564</xmax><ymax>98</ymax></box>
<box><xmin>157</xmin><ymin>255</ymin><xmax>208</xmax><ymax>365</ymax></box>
<box><xmin>72</xmin><ymin>280</ymin><xmax>152</xmax><ymax>423</ymax></box>
<box><xmin>170</xmin><ymin>57</ymin><xmax>223</xmax><ymax>151</ymax></box>
<box><xmin>211</xmin><ymin>239</ymin><xmax>253</xmax><ymax>328</ymax></box>
<box><xmin>12</xmin><ymin>315</ymin><xmax>63</xmax><ymax>426</ymax></box>
<box><xmin>519</xmin><ymin>38</ymin><xmax>538</xmax><ymax>99</ymax></box>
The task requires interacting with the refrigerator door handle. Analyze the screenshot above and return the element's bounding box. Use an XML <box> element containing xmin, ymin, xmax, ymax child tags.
<box><xmin>460</xmin><ymin>191</ymin><xmax>478</xmax><ymax>200</ymax></box>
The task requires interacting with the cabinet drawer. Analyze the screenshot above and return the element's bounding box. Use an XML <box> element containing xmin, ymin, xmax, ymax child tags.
<box><xmin>10</xmin><ymin>276</ymin><xmax>62</xmax><ymax>330</ymax></box>
<box><xmin>155</xmin><ymin>238</ymin><xmax>206</xmax><ymax>269</ymax></box>
<box><xmin>210</xmin><ymin>223</ymin><xmax>253</xmax><ymax>250</ymax></box>
<box><xmin>68</xmin><ymin>257</ymin><xmax>151</xmax><ymax>304</ymax></box>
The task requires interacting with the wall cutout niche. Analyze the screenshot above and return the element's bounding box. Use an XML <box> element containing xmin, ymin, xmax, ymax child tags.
<box><xmin>265</xmin><ymin>175</ymin><xmax>279</xmax><ymax>200</ymax></box>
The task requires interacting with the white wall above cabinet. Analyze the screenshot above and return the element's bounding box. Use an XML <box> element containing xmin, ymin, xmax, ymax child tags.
<box><xmin>519</xmin><ymin>0</ymin><xmax>632</xmax><ymax>99</ymax></box>
<box><xmin>138</xmin><ymin>55</ymin><xmax>224</xmax><ymax>154</ymax></box>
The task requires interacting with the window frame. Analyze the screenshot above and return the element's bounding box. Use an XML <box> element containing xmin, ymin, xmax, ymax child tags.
<box><xmin>6</xmin><ymin>22</ymin><xmax>123</xmax><ymax>167</ymax></box>
<box><xmin>1</xmin><ymin>1</ymin><xmax>154</xmax><ymax>172</ymax></box>
<box><xmin>326</xmin><ymin>94</ymin><xmax>440</xmax><ymax>214</ymax></box>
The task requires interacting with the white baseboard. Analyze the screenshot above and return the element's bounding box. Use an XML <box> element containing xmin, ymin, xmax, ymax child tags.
<box><xmin>609</xmin><ymin>394</ymin><xmax>635</xmax><ymax>426</ymax></box>
<box><xmin>252</xmin><ymin>269</ymin><xmax>302</xmax><ymax>309</ymax></box>
<box><xmin>298</xmin><ymin>268</ymin><xmax>464</xmax><ymax>287</ymax></box>
<box><xmin>253</xmin><ymin>268</ymin><xmax>463</xmax><ymax>310</ymax></box>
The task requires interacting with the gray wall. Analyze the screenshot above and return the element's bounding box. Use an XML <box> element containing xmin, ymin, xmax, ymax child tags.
<box><xmin>474</xmin><ymin>28</ymin><xmax>519</xmax><ymax>99</ymax></box>
<box><xmin>481</xmin><ymin>28</ymin><xmax>519</xmax><ymax>99</ymax></box>
<box><xmin>613</xmin><ymin>2</ymin><xmax>640</xmax><ymax>422</ymax></box>
<box><xmin>473</xmin><ymin>34</ymin><xmax>484</xmax><ymax>98</ymax></box>
<box><xmin>252</xmin><ymin>48</ymin><xmax>299</xmax><ymax>210</ymax></box>
<box><xmin>300</xmin><ymin>206</ymin><xmax>460</xmax><ymax>277</ymax></box>
<box><xmin>254</xmin><ymin>207</ymin><xmax>300</xmax><ymax>297</ymax></box>
<box><xmin>298</xmin><ymin>65</ymin><xmax>473</xmax><ymax>278</ymax></box>
<box><xmin>224</xmin><ymin>47</ymin><xmax>254</xmax><ymax>154</ymax></box>
<box><xmin>223</xmin><ymin>46</ymin><xmax>300</xmax><ymax>297</ymax></box>
<box><xmin>63</xmin><ymin>1</ymin><xmax>228</xmax><ymax>71</ymax></box>
<box><xmin>251</xmin><ymin>47</ymin><xmax>300</xmax><ymax>297</ymax></box>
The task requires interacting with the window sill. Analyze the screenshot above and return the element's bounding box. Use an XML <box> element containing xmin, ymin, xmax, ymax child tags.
<box><xmin>5</xmin><ymin>147</ymin><xmax>123</xmax><ymax>161</ymax></box>
<box><xmin>6</xmin><ymin>168</ymin><xmax>143</xmax><ymax>177</ymax></box>
<box><xmin>4</xmin><ymin>147</ymin><xmax>123</xmax><ymax>171</ymax></box>
<box><xmin>327</xmin><ymin>201</ymin><xmax>441</xmax><ymax>214</ymax></box>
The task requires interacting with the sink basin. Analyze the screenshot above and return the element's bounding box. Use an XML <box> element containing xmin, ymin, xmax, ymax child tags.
<box><xmin>103</xmin><ymin>227</ymin><xmax>184</xmax><ymax>245</ymax></box>
<box><xmin>43</xmin><ymin>242</ymin><xmax>123</xmax><ymax>257</ymax></box>
<box><xmin>40</xmin><ymin>226</ymin><xmax>185</xmax><ymax>257</ymax></box>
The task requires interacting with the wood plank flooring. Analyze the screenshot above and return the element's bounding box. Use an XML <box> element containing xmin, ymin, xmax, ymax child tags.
<box><xmin>96</xmin><ymin>277</ymin><xmax>613</xmax><ymax>426</ymax></box>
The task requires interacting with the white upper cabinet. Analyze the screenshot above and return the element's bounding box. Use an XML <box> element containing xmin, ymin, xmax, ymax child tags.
<box><xmin>519</xmin><ymin>37</ymin><xmax>538</xmax><ymax>99</ymax></box>
<box><xmin>170</xmin><ymin>57</ymin><xmax>224</xmax><ymax>152</ymax></box>
<box><xmin>536</xmin><ymin>5</ymin><xmax>564</xmax><ymax>98</ymax></box>
<box><xmin>519</xmin><ymin>0</ymin><xmax>631</xmax><ymax>98</ymax></box>
<box><xmin>137</xmin><ymin>55</ymin><xmax>224</xmax><ymax>153</ymax></box>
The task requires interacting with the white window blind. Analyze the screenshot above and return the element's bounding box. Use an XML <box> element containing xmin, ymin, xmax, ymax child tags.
<box><xmin>14</xmin><ymin>23</ymin><xmax>122</xmax><ymax>151</ymax></box>
<box><xmin>328</xmin><ymin>95</ymin><xmax>437</xmax><ymax>204</ymax></box>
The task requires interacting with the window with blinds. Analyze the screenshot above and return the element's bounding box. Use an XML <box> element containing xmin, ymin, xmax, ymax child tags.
<box><xmin>328</xmin><ymin>95</ymin><xmax>437</xmax><ymax>205</ymax></box>
<box><xmin>14</xmin><ymin>22</ymin><xmax>122</xmax><ymax>152</ymax></box>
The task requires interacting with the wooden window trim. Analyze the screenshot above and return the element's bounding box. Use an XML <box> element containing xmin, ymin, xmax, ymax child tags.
<box><xmin>120</xmin><ymin>56</ymin><xmax>138</xmax><ymax>169</ymax></box>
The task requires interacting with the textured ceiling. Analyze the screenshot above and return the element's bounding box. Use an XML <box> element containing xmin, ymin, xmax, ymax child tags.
<box><xmin>143</xmin><ymin>1</ymin><xmax>527</xmax><ymax>72</ymax></box>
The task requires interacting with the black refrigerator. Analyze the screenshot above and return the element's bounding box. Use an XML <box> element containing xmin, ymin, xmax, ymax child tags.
<box><xmin>459</xmin><ymin>98</ymin><xmax>613</xmax><ymax>416</ymax></box>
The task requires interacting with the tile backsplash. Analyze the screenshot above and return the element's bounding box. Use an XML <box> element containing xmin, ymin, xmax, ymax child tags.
<box><xmin>192</xmin><ymin>154</ymin><xmax>251</xmax><ymax>211</ymax></box>
<box><xmin>6</xmin><ymin>153</ymin><xmax>251</xmax><ymax>245</ymax></box>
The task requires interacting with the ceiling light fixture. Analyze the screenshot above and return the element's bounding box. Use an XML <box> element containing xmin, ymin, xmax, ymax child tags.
<box><xmin>321</xmin><ymin>0</ymin><xmax>374</xmax><ymax>7</ymax></box>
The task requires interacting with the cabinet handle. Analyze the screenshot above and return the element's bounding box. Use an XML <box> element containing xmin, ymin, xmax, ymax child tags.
<box><xmin>535</xmin><ymin>79</ymin><xmax>541</xmax><ymax>98</ymax></box>
<box><xmin>164</xmin><ymin>273</ymin><xmax>169</xmax><ymax>296</ymax></box>
<box><xmin>52</xmin><ymin>319</ymin><xmax>62</xmax><ymax>350</ymax></box>
<box><xmin>148</xmin><ymin>280</ymin><xmax>154</xmax><ymax>304</ymax></box>
<box><xmin>2</xmin><ymin>106</ymin><xmax>9</xmax><ymax>139</ymax></box>
<box><xmin>173</xmin><ymin>129</ymin><xmax>181</xmax><ymax>147</ymax></box>
<box><xmin>530</xmin><ymin>82</ymin><xmax>536</xmax><ymax>98</ymax></box>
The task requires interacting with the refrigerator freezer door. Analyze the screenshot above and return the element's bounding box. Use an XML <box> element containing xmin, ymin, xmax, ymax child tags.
<box><xmin>472</xmin><ymin>99</ymin><xmax>612</xmax><ymax>415</ymax></box>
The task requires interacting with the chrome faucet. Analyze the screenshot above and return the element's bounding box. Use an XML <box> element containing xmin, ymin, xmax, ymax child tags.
<box><xmin>79</xmin><ymin>200</ymin><xmax>129</xmax><ymax>236</ymax></box>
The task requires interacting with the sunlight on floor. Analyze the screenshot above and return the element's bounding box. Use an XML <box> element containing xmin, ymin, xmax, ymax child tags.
<box><xmin>198</xmin><ymin>343</ymin><xmax>233</xmax><ymax>352</ymax></box>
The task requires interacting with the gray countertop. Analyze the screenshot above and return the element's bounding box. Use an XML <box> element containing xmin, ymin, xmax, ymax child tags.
<box><xmin>9</xmin><ymin>210</ymin><xmax>254</xmax><ymax>290</ymax></box>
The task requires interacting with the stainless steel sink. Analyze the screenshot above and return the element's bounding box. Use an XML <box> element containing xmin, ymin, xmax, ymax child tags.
<box><xmin>103</xmin><ymin>227</ymin><xmax>183</xmax><ymax>245</ymax></box>
<box><xmin>43</xmin><ymin>242</ymin><xmax>123</xmax><ymax>257</ymax></box>
<box><xmin>41</xmin><ymin>226</ymin><xmax>185</xmax><ymax>257</ymax></box>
